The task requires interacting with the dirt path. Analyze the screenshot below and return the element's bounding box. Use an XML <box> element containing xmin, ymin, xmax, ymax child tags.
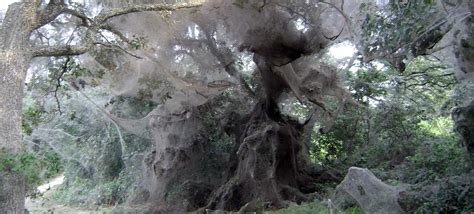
<box><xmin>24</xmin><ymin>175</ymin><xmax>113</xmax><ymax>214</ymax></box>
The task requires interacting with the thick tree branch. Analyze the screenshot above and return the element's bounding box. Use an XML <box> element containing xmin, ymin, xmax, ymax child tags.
<box><xmin>94</xmin><ymin>2</ymin><xmax>203</xmax><ymax>24</ymax></box>
<box><xmin>34</xmin><ymin>0</ymin><xmax>67</xmax><ymax>30</ymax></box>
<box><xmin>31</xmin><ymin>1</ymin><xmax>204</xmax><ymax>58</ymax></box>
<box><xmin>32</xmin><ymin>44</ymin><xmax>90</xmax><ymax>57</ymax></box>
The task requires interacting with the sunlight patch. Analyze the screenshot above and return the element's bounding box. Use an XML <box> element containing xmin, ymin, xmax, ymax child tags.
<box><xmin>328</xmin><ymin>41</ymin><xmax>357</xmax><ymax>60</ymax></box>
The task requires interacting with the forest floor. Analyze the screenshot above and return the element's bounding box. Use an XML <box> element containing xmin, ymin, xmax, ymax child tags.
<box><xmin>24</xmin><ymin>175</ymin><xmax>343</xmax><ymax>213</ymax></box>
<box><xmin>25</xmin><ymin>175</ymin><xmax>114</xmax><ymax>213</ymax></box>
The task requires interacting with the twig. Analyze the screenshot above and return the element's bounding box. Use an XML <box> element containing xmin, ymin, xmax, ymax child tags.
<box><xmin>93</xmin><ymin>41</ymin><xmax>142</xmax><ymax>59</ymax></box>
<box><xmin>52</xmin><ymin>56</ymin><xmax>71</xmax><ymax>115</ymax></box>
<box><xmin>96</xmin><ymin>29</ymin><xmax>143</xmax><ymax>59</ymax></box>
<box><xmin>318</xmin><ymin>0</ymin><xmax>355</xmax><ymax>37</ymax></box>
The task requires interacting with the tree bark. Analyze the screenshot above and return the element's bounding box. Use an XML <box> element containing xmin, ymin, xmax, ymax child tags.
<box><xmin>0</xmin><ymin>1</ymin><xmax>39</xmax><ymax>213</ymax></box>
<box><xmin>0</xmin><ymin>171</ymin><xmax>25</xmax><ymax>214</ymax></box>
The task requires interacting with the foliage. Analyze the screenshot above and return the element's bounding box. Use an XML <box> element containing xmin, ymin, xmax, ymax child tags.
<box><xmin>309</xmin><ymin>132</ymin><xmax>344</xmax><ymax>164</ymax></box>
<box><xmin>201</xmin><ymin>101</ymin><xmax>235</xmax><ymax>174</ymax></box>
<box><xmin>360</xmin><ymin>0</ymin><xmax>439</xmax><ymax>67</ymax></box>
<box><xmin>418</xmin><ymin>116</ymin><xmax>453</xmax><ymax>136</ymax></box>
<box><xmin>21</xmin><ymin>99</ymin><xmax>44</xmax><ymax>136</ymax></box>
<box><xmin>405</xmin><ymin>138</ymin><xmax>468</xmax><ymax>183</ymax></box>
<box><xmin>52</xmin><ymin>170</ymin><xmax>130</xmax><ymax>206</ymax></box>
<box><xmin>208</xmin><ymin>132</ymin><xmax>234</xmax><ymax>155</ymax></box>
<box><xmin>403</xmin><ymin>116</ymin><xmax>469</xmax><ymax>182</ymax></box>
<box><xmin>400</xmin><ymin>171</ymin><xmax>474</xmax><ymax>213</ymax></box>
<box><xmin>130</xmin><ymin>35</ymin><xmax>147</xmax><ymax>50</ymax></box>
<box><xmin>308</xmin><ymin>105</ymin><xmax>368</xmax><ymax>166</ymax></box>
<box><xmin>345</xmin><ymin>62</ymin><xmax>390</xmax><ymax>104</ymax></box>
<box><xmin>0</xmin><ymin>148</ymin><xmax>62</xmax><ymax>193</ymax></box>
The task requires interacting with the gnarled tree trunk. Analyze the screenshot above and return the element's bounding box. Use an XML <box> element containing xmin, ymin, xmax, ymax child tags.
<box><xmin>452</xmin><ymin>2</ymin><xmax>474</xmax><ymax>169</ymax></box>
<box><xmin>201</xmin><ymin>54</ymin><xmax>331</xmax><ymax>211</ymax></box>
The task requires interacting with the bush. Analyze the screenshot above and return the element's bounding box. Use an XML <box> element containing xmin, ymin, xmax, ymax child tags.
<box><xmin>0</xmin><ymin>148</ymin><xmax>62</xmax><ymax>194</ymax></box>
<box><xmin>400</xmin><ymin>171</ymin><xmax>474</xmax><ymax>213</ymax></box>
<box><xmin>406</xmin><ymin>138</ymin><xmax>468</xmax><ymax>180</ymax></box>
<box><xmin>403</xmin><ymin>116</ymin><xmax>470</xmax><ymax>183</ymax></box>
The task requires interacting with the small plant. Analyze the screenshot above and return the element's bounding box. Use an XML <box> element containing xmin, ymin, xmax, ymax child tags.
<box><xmin>130</xmin><ymin>35</ymin><xmax>147</xmax><ymax>50</ymax></box>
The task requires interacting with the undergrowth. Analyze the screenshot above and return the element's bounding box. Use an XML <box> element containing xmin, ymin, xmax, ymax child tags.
<box><xmin>264</xmin><ymin>201</ymin><xmax>364</xmax><ymax>214</ymax></box>
<box><xmin>52</xmin><ymin>170</ymin><xmax>130</xmax><ymax>206</ymax></box>
<box><xmin>0</xmin><ymin>148</ymin><xmax>62</xmax><ymax>194</ymax></box>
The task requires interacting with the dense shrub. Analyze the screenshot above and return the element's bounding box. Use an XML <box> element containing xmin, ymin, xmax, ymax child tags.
<box><xmin>400</xmin><ymin>171</ymin><xmax>474</xmax><ymax>213</ymax></box>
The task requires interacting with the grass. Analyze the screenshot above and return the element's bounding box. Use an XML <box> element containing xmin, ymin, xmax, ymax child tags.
<box><xmin>264</xmin><ymin>201</ymin><xmax>364</xmax><ymax>214</ymax></box>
